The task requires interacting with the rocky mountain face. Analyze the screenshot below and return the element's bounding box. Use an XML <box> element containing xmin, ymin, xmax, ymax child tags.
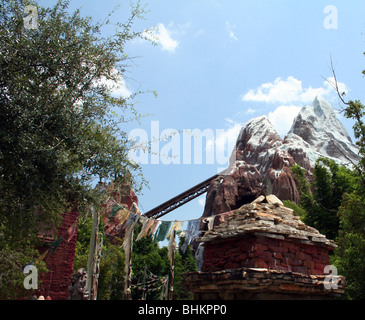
<box><xmin>203</xmin><ymin>96</ymin><xmax>360</xmax><ymax>217</ymax></box>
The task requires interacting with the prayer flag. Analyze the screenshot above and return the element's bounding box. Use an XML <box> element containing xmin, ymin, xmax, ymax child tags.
<box><xmin>110</xmin><ymin>203</ymin><xmax>124</xmax><ymax>218</ymax></box>
<box><xmin>148</xmin><ymin>220</ymin><xmax>161</xmax><ymax>237</ymax></box>
<box><xmin>37</xmin><ymin>249</ymin><xmax>49</xmax><ymax>262</ymax></box>
<box><xmin>65</xmin><ymin>222</ymin><xmax>77</xmax><ymax>242</ymax></box>
<box><xmin>167</xmin><ymin>221</ymin><xmax>184</xmax><ymax>239</ymax></box>
<box><xmin>181</xmin><ymin>219</ymin><xmax>201</xmax><ymax>253</ymax></box>
<box><xmin>153</xmin><ymin>221</ymin><xmax>172</xmax><ymax>242</ymax></box>
<box><xmin>49</xmin><ymin>236</ymin><xmax>63</xmax><ymax>255</ymax></box>
<box><xmin>136</xmin><ymin>216</ymin><xmax>149</xmax><ymax>241</ymax></box>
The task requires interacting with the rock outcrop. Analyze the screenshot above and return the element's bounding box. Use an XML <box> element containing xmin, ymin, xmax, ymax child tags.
<box><xmin>203</xmin><ymin>96</ymin><xmax>359</xmax><ymax>217</ymax></box>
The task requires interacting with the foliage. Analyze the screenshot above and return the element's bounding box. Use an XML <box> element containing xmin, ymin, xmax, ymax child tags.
<box><xmin>130</xmin><ymin>224</ymin><xmax>197</xmax><ymax>300</ymax></box>
<box><xmin>73</xmin><ymin>215</ymin><xmax>93</xmax><ymax>272</ymax></box>
<box><xmin>0</xmin><ymin>0</ymin><xmax>152</xmax><ymax>297</ymax></box>
<box><xmin>282</xmin><ymin>200</ymin><xmax>307</xmax><ymax>220</ymax></box>
<box><xmin>131</xmin><ymin>223</ymin><xmax>170</xmax><ymax>300</ymax></box>
<box><xmin>332</xmin><ymin>193</ymin><xmax>365</xmax><ymax>300</ymax></box>
<box><xmin>173</xmin><ymin>235</ymin><xmax>198</xmax><ymax>300</ymax></box>
<box><xmin>291</xmin><ymin>158</ymin><xmax>358</xmax><ymax>240</ymax></box>
<box><xmin>0</xmin><ymin>244</ymin><xmax>47</xmax><ymax>300</ymax></box>
<box><xmin>292</xmin><ymin>152</ymin><xmax>365</xmax><ymax>300</ymax></box>
<box><xmin>73</xmin><ymin>213</ymin><xmax>126</xmax><ymax>300</ymax></box>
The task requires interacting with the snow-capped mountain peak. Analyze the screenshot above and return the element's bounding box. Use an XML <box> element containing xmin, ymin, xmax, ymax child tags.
<box><xmin>287</xmin><ymin>96</ymin><xmax>358</xmax><ymax>166</ymax></box>
<box><xmin>203</xmin><ymin>97</ymin><xmax>360</xmax><ymax>216</ymax></box>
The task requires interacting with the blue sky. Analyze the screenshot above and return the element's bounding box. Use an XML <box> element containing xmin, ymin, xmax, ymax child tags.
<box><xmin>42</xmin><ymin>0</ymin><xmax>365</xmax><ymax>223</ymax></box>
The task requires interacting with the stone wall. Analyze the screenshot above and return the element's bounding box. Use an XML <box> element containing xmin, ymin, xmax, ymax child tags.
<box><xmin>202</xmin><ymin>235</ymin><xmax>330</xmax><ymax>275</ymax></box>
<box><xmin>184</xmin><ymin>267</ymin><xmax>346</xmax><ymax>300</ymax></box>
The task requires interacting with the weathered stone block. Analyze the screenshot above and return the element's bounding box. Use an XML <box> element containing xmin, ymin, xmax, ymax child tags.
<box><xmin>254</xmin><ymin>258</ymin><xmax>268</xmax><ymax>269</ymax></box>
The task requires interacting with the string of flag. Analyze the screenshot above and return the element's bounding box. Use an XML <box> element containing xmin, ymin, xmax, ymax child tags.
<box><xmin>25</xmin><ymin>197</ymin><xmax>237</xmax><ymax>300</ymax></box>
<box><xmin>103</xmin><ymin>197</ymin><xmax>236</xmax><ymax>253</ymax></box>
<box><xmin>30</xmin><ymin>197</ymin><xmax>235</xmax><ymax>267</ymax></box>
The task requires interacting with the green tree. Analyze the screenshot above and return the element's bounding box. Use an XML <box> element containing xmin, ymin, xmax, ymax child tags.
<box><xmin>73</xmin><ymin>214</ymin><xmax>126</xmax><ymax>300</ymax></box>
<box><xmin>291</xmin><ymin>158</ymin><xmax>358</xmax><ymax>240</ymax></box>
<box><xmin>328</xmin><ymin>60</ymin><xmax>365</xmax><ymax>299</ymax></box>
<box><xmin>0</xmin><ymin>244</ymin><xmax>47</xmax><ymax>300</ymax></box>
<box><xmin>332</xmin><ymin>193</ymin><xmax>365</xmax><ymax>300</ymax></box>
<box><xmin>130</xmin><ymin>223</ymin><xmax>170</xmax><ymax>300</ymax></box>
<box><xmin>173</xmin><ymin>235</ymin><xmax>197</xmax><ymax>300</ymax></box>
<box><xmin>0</xmin><ymin>0</ymin><xmax>152</xmax><ymax>298</ymax></box>
<box><xmin>129</xmin><ymin>224</ymin><xmax>197</xmax><ymax>300</ymax></box>
<box><xmin>282</xmin><ymin>200</ymin><xmax>307</xmax><ymax>220</ymax></box>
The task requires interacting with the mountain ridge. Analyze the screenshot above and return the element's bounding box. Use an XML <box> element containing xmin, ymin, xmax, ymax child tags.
<box><xmin>203</xmin><ymin>96</ymin><xmax>360</xmax><ymax>217</ymax></box>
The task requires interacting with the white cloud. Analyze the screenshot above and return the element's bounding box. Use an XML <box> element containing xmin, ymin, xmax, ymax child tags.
<box><xmin>241</xmin><ymin>76</ymin><xmax>348</xmax><ymax>104</ymax></box>
<box><xmin>226</xmin><ymin>21</ymin><xmax>238</xmax><ymax>41</ymax></box>
<box><xmin>143</xmin><ymin>23</ymin><xmax>179</xmax><ymax>53</ymax></box>
<box><xmin>206</xmin><ymin>119</ymin><xmax>242</xmax><ymax>154</ymax></box>
<box><xmin>245</xmin><ymin>108</ymin><xmax>258</xmax><ymax>115</ymax></box>
<box><xmin>325</xmin><ymin>76</ymin><xmax>348</xmax><ymax>95</ymax></box>
<box><xmin>268</xmin><ymin>105</ymin><xmax>302</xmax><ymax>137</ymax></box>
<box><xmin>198</xmin><ymin>197</ymin><xmax>206</xmax><ymax>207</ymax></box>
<box><xmin>194</xmin><ymin>29</ymin><xmax>205</xmax><ymax>37</ymax></box>
<box><xmin>95</xmin><ymin>68</ymin><xmax>132</xmax><ymax>98</ymax></box>
<box><xmin>241</xmin><ymin>76</ymin><xmax>349</xmax><ymax>136</ymax></box>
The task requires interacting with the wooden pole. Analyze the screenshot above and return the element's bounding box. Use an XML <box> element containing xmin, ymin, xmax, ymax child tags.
<box><xmin>91</xmin><ymin>233</ymin><xmax>103</xmax><ymax>300</ymax></box>
<box><xmin>86</xmin><ymin>206</ymin><xmax>99</xmax><ymax>300</ymax></box>
<box><xmin>123</xmin><ymin>221</ymin><xmax>136</xmax><ymax>300</ymax></box>
<box><xmin>142</xmin><ymin>265</ymin><xmax>147</xmax><ymax>300</ymax></box>
<box><xmin>124</xmin><ymin>236</ymin><xmax>132</xmax><ymax>300</ymax></box>
<box><xmin>168</xmin><ymin>229</ymin><xmax>176</xmax><ymax>300</ymax></box>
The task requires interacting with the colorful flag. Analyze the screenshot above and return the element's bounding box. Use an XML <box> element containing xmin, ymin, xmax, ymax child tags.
<box><xmin>167</xmin><ymin>221</ymin><xmax>184</xmax><ymax>239</ymax></box>
<box><xmin>148</xmin><ymin>220</ymin><xmax>161</xmax><ymax>237</ymax></box>
<box><xmin>65</xmin><ymin>222</ymin><xmax>77</xmax><ymax>242</ymax></box>
<box><xmin>110</xmin><ymin>203</ymin><xmax>124</xmax><ymax>218</ymax></box>
<box><xmin>136</xmin><ymin>216</ymin><xmax>148</xmax><ymax>241</ymax></box>
<box><xmin>181</xmin><ymin>219</ymin><xmax>201</xmax><ymax>253</ymax></box>
<box><xmin>49</xmin><ymin>236</ymin><xmax>63</xmax><ymax>255</ymax></box>
<box><xmin>136</xmin><ymin>217</ymin><xmax>155</xmax><ymax>241</ymax></box>
<box><xmin>167</xmin><ymin>230</ymin><xmax>176</xmax><ymax>264</ymax></box>
<box><xmin>153</xmin><ymin>221</ymin><xmax>172</xmax><ymax>242</ymax></box>
<box><xmin>37</xmin><ymin>249</ymin><xmax>50</xmax><ymax>262</ymax></box>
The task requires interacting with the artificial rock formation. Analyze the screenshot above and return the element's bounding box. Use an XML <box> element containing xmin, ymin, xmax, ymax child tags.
<box><xmin>35</xmin><ymin>182</ymin><xmax>138</xmax><ymax>300</ymax></box>
<box><xmin>67</xmin><ymin>268</ymin><xmax>89</xmax><ymax>300</ymax></box>
<box><xmin>36</xmin><ymin>210</ymin><xmax>79</xmax><ymax>300</ymax></box>
<box><xmin>101</xmin><ymin>182</ymin><xmax>140</xmax><ymax>242</ymax></box>
<box><xmin>186</xmin><ymin>195</ymin><xmax>346</xmax><ymax>300</ymax></box>
<box><xmin>203</xmin><ymin>96</ymin><xmax>360</xmax><ymax>217</ymax></box>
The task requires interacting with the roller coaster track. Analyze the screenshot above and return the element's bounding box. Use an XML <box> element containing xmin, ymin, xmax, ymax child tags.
<box><xmin>144</xmin><ymin>173</ymin><xmax>221</xmax><ymax>219</ymax></box>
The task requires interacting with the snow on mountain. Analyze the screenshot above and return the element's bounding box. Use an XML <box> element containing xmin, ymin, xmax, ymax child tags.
<box><xmin>203</xmin><ymin>97</ymin><xmax>360</xmax><ymax>216</ymax></box>
<box><xmin>286</xmin><ymin>96</ymin><xmax>360</xmax><ymax>167</ymax></box>
<box><xmin>234</xmin><ymin>96</ymin><xmax>360</xmax><ymax>170</ymax></box>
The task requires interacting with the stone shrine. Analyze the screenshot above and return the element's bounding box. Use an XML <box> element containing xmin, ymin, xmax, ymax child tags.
<box><xmin>184</xmin><ymin>195</ymin><xmax>346</xmax><ymax>300</ymax></box>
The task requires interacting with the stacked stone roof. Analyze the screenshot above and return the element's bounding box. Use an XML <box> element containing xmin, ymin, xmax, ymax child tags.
<box><xmin>200</xmin><ymin>195</ymin><xmax>337</xmax><ymax>250</ymax></box>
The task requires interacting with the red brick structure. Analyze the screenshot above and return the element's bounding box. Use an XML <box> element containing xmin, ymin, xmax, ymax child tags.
<box><xmin>34</xmin><ymin>184</ymin><xmax>138</xmax><ymax>300</ymax></box>
<box><xmin>202</xmin><ymin>235</ymin><xmax>331</xmax><ymax>275</ymax></box>
<box><xmin>185</xmin><ymin>196</ymin><xmax>346</xmax><ymax>299</ymax></box>
<box><xmin>37</xmin><ymin>210</ymin><xmax>79</xmax><ymax>300</ymax></box>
